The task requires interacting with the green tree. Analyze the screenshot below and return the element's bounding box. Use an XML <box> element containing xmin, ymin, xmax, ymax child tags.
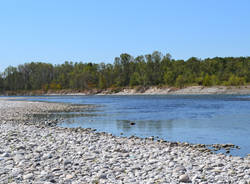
<box><xmin>0</xmin><ymin>74</ymin><xmax>4</xmax><ymax>91</ymax></box>
<box><xmin>4</xmin><ymin>66</ymin><xmax>24</xmax><ymax>90</ymax></box>
<box><xmin>163</xmin><ymin>71</ymin><xmax>175</xmax><ymax>86</ymax></box>
<box><xmin>227</xmin><ymin>74</ymin><xmax>246</xmax><ymax>86</ymax></box>
<box><xmin>120</xmin><ymin>53</ymin><xmax>133</xmax><ymax>86</ymax></box>
<box><xmin>211</xmin><ymin>75</ymin><xmax>219</xmax><ymax>85</ymax></box>
<box><xmin>98</xmin><ymin>74</ymin><xmax>107</xmax><ymax>89</ymax></box>
<box><xmin>203</xmin><ymin>74</ymin><xmax>212</xmax><ymax>86</ymax></box>
<box><xmin>175</xmin><ymin>75</ymin><xmax>185</xmax><ymax>88</ymax></box>
<box><xmin>129</xmin><ymin>72</ymin><xmax>140</xmax><ymax>87</ymax></box>
<box><xmin>1</xmin><ymin>53</ymin><xmax>250</xmax><ymax>93</ymax></box>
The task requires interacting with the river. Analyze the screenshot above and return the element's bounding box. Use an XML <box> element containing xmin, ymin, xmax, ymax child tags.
<box><xmin>24</xmin><ymin>94</ymin><xmax>250</xmax><ymax>157</ymax></box>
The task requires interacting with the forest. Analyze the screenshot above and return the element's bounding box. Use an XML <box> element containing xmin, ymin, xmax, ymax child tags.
<box><xmin>0</xmin><ymin>51</ymin><xmax>250</xmax><ymax>92</ymax></box>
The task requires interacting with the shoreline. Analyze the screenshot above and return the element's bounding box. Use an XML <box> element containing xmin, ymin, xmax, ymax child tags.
<box><xmin>2</xmin><ymin>85</ymin><xmax>250</xmax><ymax>96</ymax></box>
<box><xmin>101</xmin><ymin>86</ymin><xmax>250</xmax><ymax>96</ymax></box>
<box><xmin>0</xmin><ymin>99</ymin><xmax>249</xmax><ymax>183</ymax></box>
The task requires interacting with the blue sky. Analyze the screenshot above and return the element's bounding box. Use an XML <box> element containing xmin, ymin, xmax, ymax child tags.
<box><xmin>0</xmin><ymin>0</ymin><xmax>250</xmax><ymax>71</ymax></box>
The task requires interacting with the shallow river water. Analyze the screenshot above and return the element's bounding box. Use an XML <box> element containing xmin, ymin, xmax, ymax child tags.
<box><xmin>24</xmin><ymin>94</ymin><xmax>250</xmax><ymax>157</ymax></box>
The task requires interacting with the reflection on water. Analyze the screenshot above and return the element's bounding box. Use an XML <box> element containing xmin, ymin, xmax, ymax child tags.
<box><xmin>26</xmin><ymin>95</ymin><xmax>250</xmax><ymax>157</ymax></box>
<box><xmin>116</xmin><ymin>120</ymin><xmax>172</xmax><ymax>134</ymax></box>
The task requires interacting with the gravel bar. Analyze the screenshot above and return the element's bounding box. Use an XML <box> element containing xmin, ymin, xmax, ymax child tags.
<box><xmin>0</xmin><ymin>98</ymin><xmax>249</xmax><ymax>184</ymax></box>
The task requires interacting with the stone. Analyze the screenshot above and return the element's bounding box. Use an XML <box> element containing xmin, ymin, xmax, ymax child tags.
<box><xmin>23</xmin><ymin>173</ymin><xmax>34</xmax><ymax>180</ymax></box>
<box><xmin>63</xmin><ymin>160</ymin><xmax>71</xmax><ymax>165</ymax></box>
<box><xmin>14</xmin><ymin>154</ymin><xmax>24</xmax><ymax>162</ymax></box>
<box><xmin>66</xmin><ymin>174</ymin><xmax>74</xmax><ymax>179</ymax></box>
<box><xmin>52</xmin><ymin>168</ymin><xmax>60</xmax><ymax>172</ymax></box>
<box><xmin>179</xmin><ymin>174</ymin><xmax>190</xmax><ymax>183</ymax></box>
<box><xmin>11</xmin><ymin>168</ymin><xmax>23</xmax><ymax>177</ymax></box>
<box><xmin>99</xmin><ymin>174</ymin><xmax>107</xmax><ymax>180</ymax></box>
<box><xmin>43</xmin><ymin>153</ymin><xmax>52</xmax><ymax>159</ymax></box>
<box><xmin>41</xmin><ymin>170</ymin><xmax>48</xmax><ymax>175</ymax></box>
<box><xmin>50</xmin><ymin>179</ymin><xmax>57</xmax><ymax>183</ymax></box>
<box><xmin>2</xmin><ymin>152</ymin><xmax>10</xmax><ymax>157</ymax></box>
<box><xmin>238</xmin><ymin>181</ymin><xmax>247</xmax><ymax>184</ymax></box>
<box><xmin>35</xmin><ymin>147</ymin><xmax>43</xmax><ymax>153</ymax></box>
<box><xmin>169</xmin><ymin>162</ymin><xmax>175</xmax><ymax>167</ymax></box>
<box><xmin>17</xmin><ymin>145</ymin><xmax>26</xmax><ymax>150</ymax></box>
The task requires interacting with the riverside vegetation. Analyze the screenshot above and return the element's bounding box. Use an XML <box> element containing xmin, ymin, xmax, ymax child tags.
<box><xmin>0</xmin><ymin>98</ymin><xmax>249</xmax><ymax>183</ymax></box>
<box><xmin>0</xmin><ymin>52</ymin><xmax>250</xmax><ymax>94</ymax></box>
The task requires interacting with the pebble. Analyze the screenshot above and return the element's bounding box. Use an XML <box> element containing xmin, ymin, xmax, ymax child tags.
<box><xmin>2</xmin><ymin>152</ymin><xmax>10</xmax><ymax>157</ymax></box>
<box><xmin>179</xmin><ymin>174</ymin><xmax>190</xmax><ymax>183</ymax></box>
<box><xmin>65</xmin><ymin>174</ymin><xmax>74</xmax><ymax>179</ymax></box>
<box><xmin>0</xmin><ymin>98</ymin><xmax>249</xmax><ymax>183</ymax></box>
<box><xmin>23</xmin><ymin>173</ymin><xmax>34</xmax><ymax>180</ymax></box>
<box><xmin>63</xmin><ymin>159</ymin><xmax>71</xmax><ymax>165</ymax></box>
<box><xmin>11</xmin><ymin>168</ymin><xmax>23</xmax><ymax>177</ymax></box>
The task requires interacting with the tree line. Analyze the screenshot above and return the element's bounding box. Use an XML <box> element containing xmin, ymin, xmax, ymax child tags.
<box><xmin>0</xmin><ymin>51</ymin><xmax>250</xmax><ymax>92</ymax></box>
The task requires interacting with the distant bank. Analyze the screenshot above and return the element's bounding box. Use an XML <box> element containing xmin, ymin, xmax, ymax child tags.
<box><xmin>2</xmin><ymin>85</ymin><xmax>250</xmax><ymax>96</ymax></box>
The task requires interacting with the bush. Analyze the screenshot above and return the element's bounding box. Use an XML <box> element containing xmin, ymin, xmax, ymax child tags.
<box><xmin>226</xmin><ymin>75</ymin><xmax>246</xmax><ymax>86</ymax></box>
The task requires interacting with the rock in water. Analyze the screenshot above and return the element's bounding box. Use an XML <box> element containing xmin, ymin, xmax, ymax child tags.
<box><xmin>130</xmin><ymin>122</ymin><xmax>135</xmax><ymax>125</ymax></box>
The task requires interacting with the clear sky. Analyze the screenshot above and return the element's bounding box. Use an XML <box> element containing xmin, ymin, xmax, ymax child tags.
<box><xmin>0</xmin><ymin>0</ymin><xmax>250</xmax><ymax>71</ymax></box>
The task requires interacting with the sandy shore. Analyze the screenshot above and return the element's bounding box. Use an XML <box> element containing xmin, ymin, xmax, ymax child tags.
<box><xmin>101</xmin><ymin>86</ymin><xmax>250</xmax><ymax>95</ymax></box>
<box><xmin>0</xmin><ymin>99</ymin><xmax>249</xmax><ymax>183</ymax></box>
<box><xmin>43</xmin><ymin>86</ymin><xmax>250</xmax><ymax>96</ymax></box>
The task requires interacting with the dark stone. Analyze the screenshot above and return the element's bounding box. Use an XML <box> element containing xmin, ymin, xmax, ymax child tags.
<box><xmin>63</xmin><ymin>160</ymin><xmax>72</xmax><ymax>166</ymax></box>
<box><xmin>50</xmin><ymin>179</ymin><xmax>57</xmax><ymax>183</ymax></box>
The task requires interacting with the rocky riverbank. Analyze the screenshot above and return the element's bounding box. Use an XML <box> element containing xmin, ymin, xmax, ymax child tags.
<box><xmin>0</xmin><ymin>99</ymin><xmax>249</xmax><ymax>183</ymax></box>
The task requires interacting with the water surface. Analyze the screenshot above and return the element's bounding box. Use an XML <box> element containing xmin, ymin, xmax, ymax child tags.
<box><xmin>25</xmin><ymin>95</ymin><xmax>250</xmax><ymax>157</ymax></box>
